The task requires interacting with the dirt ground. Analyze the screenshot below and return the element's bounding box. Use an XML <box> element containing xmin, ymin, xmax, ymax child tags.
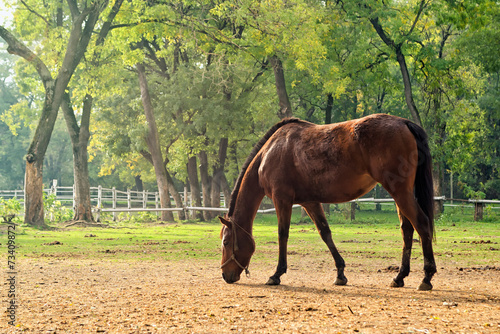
<box><xmin>3</xmin><ymin>256</ymin><xmax>499</xmax><ymax>333</ymax></box>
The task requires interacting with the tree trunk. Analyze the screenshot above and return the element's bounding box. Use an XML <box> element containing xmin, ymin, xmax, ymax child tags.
<box><xmin>134</xmin><ymin>175</ymin><xmax>144</xmax><ymax>192</ymax></box>
<box><xmin>61</xmin><ymin>93</ymin><xmax>95</xmax><ymax>223</ymax></box>
<box><xmin>24</xmin><ymin>157</ymin><xmax>46</xmax><ymax>227</ymax></box>
<box><xmin>210</xmin><ymin>138</ymin><xmax>229</xmax><ymax>218</ymax></box>
<box><xmin>137</xmin><ymin>63</ymin><xmax>174</xmax><ymax>222</ymax></box>
<box><xmin>433</xmin><ymin>162</ymin><xmax>444</xmax><ymax>215</ymax></box>
<box><xmin>395</xmin><ymin>45</ymin><xmax>422</xmax><ymax>126</ymax></box>
<box><xmin>431</xmin><ymin>91</ymin><xmax>446</xmax><ymax>216</ymax></box>
<box><xmin>323</xmin><ymin>94</ymin><xmax>332</xmax><ymax>216</ymax></box>
<box><xmin>64</xmin><ymin>1</ymin><xmax>124</xmax><ymax>223</ymax></box>
<box><xmin>325</xmin><ymin>93</ymin><xmax>333</xmax><ymax>125</ymax></box>
<box><xmin>270</xmin><ymin>55</ymin><xmax>293</xmax><ymax>119</ymax></box>
<box><xmin>374</xmin><ymin>184</ymin><xmax>382</xmax><ymax>211</ymax></box>
<box><xmin>376</xmin><ymin>87</ymin><xmax>386</xmax><ymax>113</ymax></box>
<box><xmin>369</xmin><ymin>17</ymin><xmax>422</xmax><ymax>126</ymax></box>
<box><xmin>72</xmin><ymin>144</ymin><xmax>94</xmax><ymax>222</ymax></box>
<box><xmin>187</xmin><ymin>156</ymin><xmax>203</xmax><ymax>220</ymax></box>
<box><xmin>165</xmin><ymin>171</ymin><xmax>185</xmax><ymax>220</ymax></box>
<box><xmin>199</xmin><ymin>150</ymin><xmax>212</xmax><ymax>220</ymax></box>
<box><xmin>220</xmin><ymin>173</ymin><xmax>231</xmax><ymax>208</ymax></box>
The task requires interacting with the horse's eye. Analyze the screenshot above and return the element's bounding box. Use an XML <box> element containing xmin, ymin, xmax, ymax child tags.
<box><xmin>223</xmin><ymin>238</ymin><xmax>230</xmax><ymax>246</ymax></box>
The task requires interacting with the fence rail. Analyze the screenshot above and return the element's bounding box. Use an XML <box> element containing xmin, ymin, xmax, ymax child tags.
<box><xmin>1</xmin><ymin>182</ymin><xmax>499</xmax><ymax>221</ymax></box>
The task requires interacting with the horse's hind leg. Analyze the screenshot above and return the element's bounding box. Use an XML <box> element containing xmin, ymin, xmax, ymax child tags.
<box><xmin>391</xmin><ymin>194</ymin><xmax>436</xmax><ymax>291</ymax></box>
<box><xmin>390</xmin><ymin>208</ymin><xmax>414</xmax><ymax>288</ymax></box>
<box><xmin>302</xmin><ymin>202</ymin><xmax>347</xmax><ymax>286</ymax></box>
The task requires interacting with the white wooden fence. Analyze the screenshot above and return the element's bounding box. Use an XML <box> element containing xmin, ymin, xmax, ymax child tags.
<box><xmin>1</xmin><ymin>180</ymin><xmax>499</xmax><ymax>221</ymax></box>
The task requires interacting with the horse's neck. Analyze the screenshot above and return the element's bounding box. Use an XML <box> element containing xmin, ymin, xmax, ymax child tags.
<box><xmin>232</xmin><ymin>164</ymin><xmax>265</xmax><ymax>233</ymax></box>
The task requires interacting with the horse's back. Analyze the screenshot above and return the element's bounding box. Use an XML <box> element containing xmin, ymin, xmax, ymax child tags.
<box><xmin>256</xmin><ymin>114</ymin><xmax>418</xmax><ymax>204</ymax></box>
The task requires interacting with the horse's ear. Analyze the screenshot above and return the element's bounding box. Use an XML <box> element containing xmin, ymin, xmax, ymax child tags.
<box><xmin>218</xmin><ymin>216</ymin><xmax>231</xmax><ymax>227</ymax></box>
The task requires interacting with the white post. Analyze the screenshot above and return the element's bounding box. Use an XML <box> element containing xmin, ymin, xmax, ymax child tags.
<box><xmin>127</xmin><ymin>189</ymin><xmax>131</xmax><ymax>209</ymax></box>
<box><xmin>51</xmin><ymin>179</ymin><xmax>58</xmax><ymax>196</ymax></box>
<box><xmin>155</xmin><ymin>192</ymin><xmax>159</xmax><ymax>219</ymax></box>
<box><xmin>112</xmin><ymin>187</ymin><xmax>117</xmax><ymax>221</ymax></box>
<box><xmin>72</xmin><ymin>184</ymin><xmax>76</xmax><ymax>211</ymax></box>
<box><xmin>48</xmin><ymin>179</ymin><xmax>57</xmax><ymax>221</ymax></box>
<box><xmin>94</xmin><ymin>185</ymin><xmax>102</xmax><ymax>223</ymax></box>
<box><xmin>184</xmin><ymin>187</ymin><xmax>189</xmax><ymax>219</ymax></box>
<box><xmin>143</xmin><ymin>190</ymin><xmax>147</xmax><ymax>209</ymax></box>
<box><xmin>97</xmin><ymin>185</ymin><xmax>102</xmax><ymax>210</ymax></box>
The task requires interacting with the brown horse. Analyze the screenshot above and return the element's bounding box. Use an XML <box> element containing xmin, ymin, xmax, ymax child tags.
<box><xmin>220</xmin><ymin>114</ymin><xmax>436</xmax><ymax>290</ymax></box>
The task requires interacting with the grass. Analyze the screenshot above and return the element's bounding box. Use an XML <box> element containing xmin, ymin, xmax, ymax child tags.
<box><xmin>2</xmin><ymin>205</ymin><xmax>498</xmax><ymax>270</ymax></box>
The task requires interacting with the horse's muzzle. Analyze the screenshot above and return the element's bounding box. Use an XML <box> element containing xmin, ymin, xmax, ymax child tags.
<box><xmin>222</xmin><ymin>272</ymin><xmax>240</xmax><ymax>284</ymax></box>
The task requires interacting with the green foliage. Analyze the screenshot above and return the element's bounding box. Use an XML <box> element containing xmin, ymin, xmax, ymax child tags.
<box><xmin>0</xmin><ymin>197</ymin><xmax>23</xmax><ymax>223</ymax></box>
<box><xmin>1</xmin><ymin>0</ymin><xmax>499</xmax><ymax>203</ymax></box>
<box><xmin>462</xmin><ymin>184</ymin><xmax>487</xmax><ymax>200</ymax></box>
<box><xmin>43</xmin><ymin>193</ymin><xmax>73</xmax><ymax>223</ymax></box>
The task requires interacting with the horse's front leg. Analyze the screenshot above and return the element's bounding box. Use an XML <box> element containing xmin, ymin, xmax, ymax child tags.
<box><xmin>266</xmin><ymin>202</ymin><xmax>292</xmax><ymax>285</ymax></box>
<box><xmin>303</xmin><ymin>202</ymin><xmax>347</xmax><ymax>286</ymax></box>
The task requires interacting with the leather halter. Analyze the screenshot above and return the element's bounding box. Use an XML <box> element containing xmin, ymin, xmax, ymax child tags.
<box><xmin>220</xmin><ymin>220</ymin><xmax>252</xmax><ymax>277</ymax></box>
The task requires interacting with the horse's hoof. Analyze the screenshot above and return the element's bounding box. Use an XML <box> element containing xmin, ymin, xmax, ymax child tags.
<box><xmin>390</xmin><ymin>279</ymin><xmax>404</xmax><ymax>288</ymax></box>
<box><xmin>334</xmin><ymin>277</ymin><xmax>348</xmax><ymax>286</ymax></box>
<box><xmin>266</xmin><ymin>277</ymin><xmax>280</xmax><ymax>285</ymax></box>
<box><xmin>417</xmin><ymin>281</ymin><xmax>433</xmax><ymax>291</ymax></box>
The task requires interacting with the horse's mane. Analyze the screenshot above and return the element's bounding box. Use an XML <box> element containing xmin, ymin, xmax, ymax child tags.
<box><xmin>227</xmin><ymin>117</ymin><xmax>303</xmax><ymax>217</ymax></box>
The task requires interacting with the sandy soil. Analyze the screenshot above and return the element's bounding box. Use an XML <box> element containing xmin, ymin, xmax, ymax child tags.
<box><xmin>2</xmin><ymin>255</ymin><xmax>499</xmax><ymax>334</ymax></box>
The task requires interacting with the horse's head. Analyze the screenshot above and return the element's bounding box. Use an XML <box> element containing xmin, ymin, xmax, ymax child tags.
<box><xmin>219</xmin><ymin>216</ymin><xmax>255</xmax><ymax>284</ymax></box>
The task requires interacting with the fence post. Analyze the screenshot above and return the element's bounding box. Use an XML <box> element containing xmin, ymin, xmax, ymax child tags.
<box><xmin>375</xmin><ymin>185</ymin><xmax>382</xmax><ymax>211</ymax></box>
<box><xmin>474</xmin><ymin>201</ymin><xmax>484</xmax><ymax>221</ymax></box>
<box><xmin>127</xmin><ymin>189</ymin><xmax>131</xmax><ymax>209</ymax></box>
<box><xmin>143</xmin><ymin>190</ymin><xmax>147</xmax><ymax>209</ymax></box>
<box><xmin>450</xmin><ymin>172</ymin><xmax>454</xmax><ymax>206</ymax></box>
<box><xmin>97</xmin><ymin>185</ymin><xmax>102</xmax><ymax>209</ymax></box>
<box><xmin>95</xmin><ymin>185</ymin><xmax>103</xmax><ymax>222</ymax></box>
<box><xmin>51</xmin><ymin>179</ymin><xmax>58</xmax><ymax>196</ymax></box>
<box><xmin>184</xmin><ymin>187</ymin><xmax>189</xmax><ymax>219</ymax></box>
<box><xmin>112</xmin><ymin>187</ymin><xmax>117</xmax><ymax>221</ymax></box>
<box><xmin>350</xmin><ymin>202</ymin><xmax>356</xmax><ymax>221</ymax></box>
<box><xmin>72</xmin><ymin>184</ymin><xmax>76</xmax><ymax>211</ymax></box>
<box><xmin>48</xmin><ymin>179</ymin><xmax>58</xmax><ymax>221</ymax></box>
<box><xmin>155</xmin><ymin>192</ymin><xmax>159</xmax><ymax>219</ymax></box>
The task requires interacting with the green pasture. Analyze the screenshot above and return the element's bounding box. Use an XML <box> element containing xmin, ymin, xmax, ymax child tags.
<box><xmin>2</xmin><ymin>204</ymin><xmax>499</xmax><ymax>270</ymax></box>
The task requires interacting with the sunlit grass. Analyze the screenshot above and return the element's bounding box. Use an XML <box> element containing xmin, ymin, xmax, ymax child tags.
<box><xmin>2</xmin><ymin>206</ymin><xmax>498</xmax><ymax>270</ymax></box>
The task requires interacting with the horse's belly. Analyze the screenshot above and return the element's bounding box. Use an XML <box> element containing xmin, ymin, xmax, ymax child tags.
<box><xmin>292</xmin><ymin>172</ymin><xmax>377</xmax><ymax>204</ymax></box>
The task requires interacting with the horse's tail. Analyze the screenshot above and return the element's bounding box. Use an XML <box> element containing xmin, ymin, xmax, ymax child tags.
<box><xmin>406</xmin><ymin>121</ymin><xmax>435</xmax><ymax>240</ymax></box>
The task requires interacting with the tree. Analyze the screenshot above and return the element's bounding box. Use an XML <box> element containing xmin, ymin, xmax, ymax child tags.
<box><xmin>61</xmin><ymin>0</ymin><xmax>124</xmax><ymax>223</ymax></box>
<box><xmin>136</xmin><ymin>63</ymin><xmax>175</xmax><ymax>221</ymax></box>
<box><xmin>0</xmin><ymin>0</ymin><xmax>120</xmax><ymax>226</ymax></box>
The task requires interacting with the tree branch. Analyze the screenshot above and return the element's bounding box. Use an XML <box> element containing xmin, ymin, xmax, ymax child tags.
<box><xmin>406</xmin><ymin>0</ymin><xmax>429</xmax><ymax>37</ymax></box>
<box><xmin>369</xmin><ymin>17</ymin><xmax>422</xmax><ymax>126</ymax></box>
<box><xmin>66</xmin><ymin>0</ymin><xmax>81</xmax><ymax>19</ymax></box>
<box><xmin>61</xmin><ymin>92</ymin><xmax>80</xmax><ymax>143</ymax></box>
<box><xmin>95</xmin><ymin>0</ymin><xmax>124</xmax><ymax>47</ymax></box>
<box><xmin>140</xmin><ymin>150</ymin><xmax>153</xmax><ymax>164</ymax></box>
<box><xmin>20</xmin><ymin>0</ymin><xmax>51</xmax><ymax>26</ymax></box>
<box><xmin>0</xmin><ymin>25</ymin><xmax>53</xmax><ymax>90</ymax></box>
<box><xmin>369</xmin><ymin>17</ymin><xmax>396</xmax><ymax>49</ymax></box>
